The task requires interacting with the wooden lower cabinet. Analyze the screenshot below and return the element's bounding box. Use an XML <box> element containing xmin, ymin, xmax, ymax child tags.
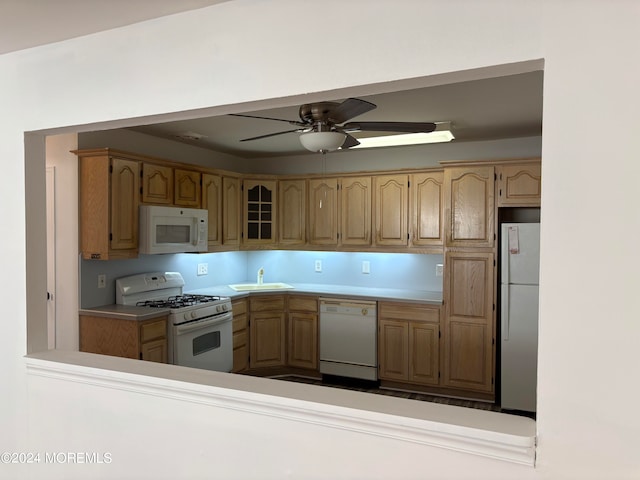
<box><xmin>79</xmin><ymin>314</ymin><xmax>168</xmax><ymax>363</ymax></box>
<box><xmin>231</xmin><ymin>298</ymin><xmax>249</xmax><ymax>372</ymax></box>
<box><xmin>442</xmin><ymin>251</ymin><xmax>495</xmax><ymax>393</ymax></box>
<box><xmin>249</xmin><ymin>295</ymin><xmax>286</xmax><ymax>368</ymax></box>
<box><xmin>287</xmin><ymin>295</ymin><xmax>318</xmax><ymax>370</ymax></box>
<box><xmin>378</xmin><ymin>302</ymin><xmax>440</xmax><ymax>386</ymax></box>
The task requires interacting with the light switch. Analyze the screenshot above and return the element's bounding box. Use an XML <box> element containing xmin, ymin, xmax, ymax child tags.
<box><xmin>197</xmin><ymin>263</ymin><xmax>208</xmax><ymax>276</ymax></box>
<box><xmin>362</xmin><ymin>261</ymin><xmax>370</xmax><ymax>274</ymax></box>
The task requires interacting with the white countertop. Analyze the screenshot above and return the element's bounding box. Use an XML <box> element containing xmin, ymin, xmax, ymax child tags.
<box><xmin>187</xmin><ymin>283</ymin><xmax>443</xmax><ymax>304</ymax></box>
<box><xmin>78</xmin><ymin>304</ymin><xmax>171</xmax><ymax>320</ymax></box>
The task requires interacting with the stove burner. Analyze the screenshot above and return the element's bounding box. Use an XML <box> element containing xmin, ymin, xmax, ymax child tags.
<box><xmin>136</xmin><ymin>294</ymin><xmax>224</xmax><ymax>309</ymax></box>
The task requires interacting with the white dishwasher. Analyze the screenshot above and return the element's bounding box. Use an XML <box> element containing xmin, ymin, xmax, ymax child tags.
<box><xmin>319</xmin><ymin>298</ymin><xmax>377</xmax><ymax>381</ymax></box>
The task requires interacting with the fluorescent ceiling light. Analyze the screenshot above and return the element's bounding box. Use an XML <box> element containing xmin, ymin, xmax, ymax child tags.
<box><xmin>351</xmin><ymin>123</ymin><xmax>454</xmax><ymax>149</ymax></box>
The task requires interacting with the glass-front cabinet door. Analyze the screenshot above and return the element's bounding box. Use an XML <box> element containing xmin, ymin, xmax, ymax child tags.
<box><xmin>243</xmin><ymin>179</ymin><xmax>277</xmax><ymax>245</ymax></box>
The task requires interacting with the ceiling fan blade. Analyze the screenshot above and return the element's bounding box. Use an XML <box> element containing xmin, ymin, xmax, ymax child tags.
<box><xmin>239</xmin><ymin>129</ymin><xmax>302</xmax><ymax>142</ymax></box>
<box><xmin>326</xmin><ymin>98</ymin><xmax>377</xmax><ymax>124</ymax></box>
<box><xmin>341</xmin><ymin>133</ymin><xmax>361</xmax><ymax>149</ymax></box>
<box><xmin>229</xmin><ymin>113</ymin><xmax>307</xmax><ymax>127</ymax></box>
<box><xmin>342</xmin><ymin>121</ymin><xmax>437</xmax><ymax>133</ymax></box>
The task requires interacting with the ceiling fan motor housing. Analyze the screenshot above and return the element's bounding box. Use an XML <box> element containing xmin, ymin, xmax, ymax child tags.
<box><xmin>299</xmin><ymin>102</ymin><xmax>341</xmax><ymax>124</ymax></box>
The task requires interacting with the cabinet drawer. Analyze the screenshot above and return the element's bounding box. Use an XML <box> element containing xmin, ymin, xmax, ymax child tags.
<box><xmin>140</xmin><ymin>318</ymin><xmax>167</xmax><ymax>342</ymax></box>
<box><xmin>288</xmin><ymin>295</ymin><xmax>318</xmax><ymax>312</ymax></box>
<box><xmin>232</xmin><ymin>299</ymin><xmax>247</xmax><ymax>316</ymax></box>
<box><xmin>233</xmin><ymin>330</ymin><xmax>248</xmax><ymax>349</ymax></box>
<box><xmin>378</xmin><ymin>302</ymin><xmax>440</xmax><ymax>323</ymax></box>
<box><xmin>250</xmin><ymin>295</ymin><xmax>285</xmax><ymax>312</ymax></box>
<box><xmin>233</xmin><ymin>313</ymin><xmax>247</xmax><ymax>333</ymax></box>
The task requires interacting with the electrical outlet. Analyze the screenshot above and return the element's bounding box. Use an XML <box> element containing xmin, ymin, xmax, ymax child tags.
<box><xmin>362</xmin><ymin>261</ymin><xmax>370</xmax><ymax>274</ymax></box>
<box><xmin>97</xmin><ymin>274</ymin><xmax>106</xmax><ymax>289</ymax></box>
<box><xmin>315</xmin><ymin>260</ymin><xmax>322</xmax><ymax>272</ymax></box>
<box><xmin>197</xmin><ymin>263</ymin><xmax>208</xmax><ymax>276</ymax></box>
<box><xmin>436</xmin><ymin>264</ymin><xmax>444</xmax><ymax>277</ymax></box>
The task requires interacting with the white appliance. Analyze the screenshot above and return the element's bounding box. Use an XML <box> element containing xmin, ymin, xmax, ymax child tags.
<box><xmin>139</xmin><ymin>205</ymin><xmax>208</xmax><ymax>254</ymax></box>
<box><xmin>500</xmin><ymin>223</ymin><xmax>540</xmax><ymax>412</ymax></box>
<box><xmin>116</xmin><ymin>272</ymin><xmax>232</xmax><ymax>372</ymax></box>
<box><xmin>319</xmin><ymin>299</ymin><xmax>377</xmax><ymax>381</ymax></box>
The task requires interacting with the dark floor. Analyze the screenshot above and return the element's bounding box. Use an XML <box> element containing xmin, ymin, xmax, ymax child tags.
<box><xmin>242</xmin><ymin>368</ymin><xmax>536</xmax><ymax>419</ymax></box>
<box><xmin>271</xmin><ymin>374</ymin><xmax>503</xmax><ymax>412</ymax></box>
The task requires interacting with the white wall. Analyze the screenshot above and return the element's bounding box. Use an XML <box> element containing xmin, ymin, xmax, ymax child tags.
<box><xmin>2</xmin><ymin>1</ymin><xmax>640</xmax><ymax>479</ymax></box>
<box><xmin>45</xmin><ymin>134</ymin><xmax>79</xmax><ymax>350</ymax></box>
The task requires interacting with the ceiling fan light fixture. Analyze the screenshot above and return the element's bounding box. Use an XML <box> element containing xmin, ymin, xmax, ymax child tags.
<box><xmin>351</xmin><ymin>123</ymin><xmax>454</xmax><ymax>149</ymax></box>
<box><xmin>299</xmin><ymin>131</ymin><xmax>347</xmax><ymax>153</ymax></box>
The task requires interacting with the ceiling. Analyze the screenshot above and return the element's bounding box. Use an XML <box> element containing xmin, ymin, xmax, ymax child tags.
<box><xmin>131</xmin><ymin>71</ymin><xmax>543</xmax><ymax>158</ymax></box>
<box><xmin>1</xmin><ymin>1</ymin><xmax>543</xmax><ymax>159</ymax></box>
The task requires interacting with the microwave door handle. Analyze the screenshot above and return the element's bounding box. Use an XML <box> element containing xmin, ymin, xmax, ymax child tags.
<box><xmin>194</xmin><ymin>218</ymin><xmax>201</xmax><ymax>246</ymax></box>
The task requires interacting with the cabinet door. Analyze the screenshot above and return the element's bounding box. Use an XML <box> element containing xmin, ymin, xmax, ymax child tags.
<box><xmin>250</xmin><ymin>311</ymin><xmax>286</xmax><ymax>368</ymax></box>
<box><xmin>409</xmin><ymin>322</ymin><xmax>439</xmax><ymax>385</ymax></box>
<box><xmin>288</xmin><ymin>312</ymin><xmax>318</xmax><ymax>369</ymax></box>
<box><xmin>279</xmin><ymin>179</ymin><xmax>306</xmax><ymax>245</ymax></box>
<box><xmin>244</xmin><ymin>179</ymin><xmax>277</xmax><ymax>245</ymax></box>
<box><xmin>110</xmin><ymin>157</ymin><xmax>140</xmax><ymax>251</ymax></box>
<box><xmin>374</xmin><ymin>174</ymin><xmax>408</xmax><ymax>246</ymax></box>
<box><xmin>222</xmin><ymin>176</ymin><xmax>241</xmax><ymax>246</ymax></box>
<box><xmin>497</xmin><ymin>163</ymin><xmax>541</xmax><ymax>206</ymax></box>
<box><xmin>141</xmin><ymin>163</ymin><xmax>173</xmax><ymax>204</ymax></box>
<box><xmin>340</xmin><ymin>176</ymin><xmax>372</xmax><ymax>246</ymax></box>
<box><xmin>140</xmin><ymin>339</ymin><xmax>167</xmax><ymax>363</ymax></box>
<box><xmin>174</xmin><ymin>169</ymin><xmax>201</xmax><ymax>207</ymax></box>
<box><xmin>411</xmin><ymin>171</ymin><xmax>444</xmax><ymax>246</ymax></box>
<box><xmin>202</xmin><ymin>173</ymin><xmax>222</xmax><ymax>248</ymax></box>
<box><xmin>231</xmin><ymin>298</ymin><xmax>249</xmax><ymax>372</ymax></box>
<box><xmin>444</xmin><ymin>166</ymin><xmax>495</xmax><ymax>248</ymax></box>
<box><xmin>308</xmin><ymin>178</ymin><xmax>338</xmax><ymax>245</ymax></box>
<box><xmin>443</xmin><ymin>251</ymin><xmax>494</xmax><ymax>392</ymax></box>
<box><xmin>378</xmin><ymin>319</ymin><xmax>409</xmax><ymax>381</ymax></box>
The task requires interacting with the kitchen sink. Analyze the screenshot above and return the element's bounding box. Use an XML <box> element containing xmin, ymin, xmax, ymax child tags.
<box><xmin>228</xmin><ymin>282</ymin><xmax>294</xmax><ymax>291</ymax></box>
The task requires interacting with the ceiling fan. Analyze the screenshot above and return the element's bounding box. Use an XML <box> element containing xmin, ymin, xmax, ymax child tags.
<box><xmin>229</xmin><ymin>98</ymin><xmax>440</xmax><ymax>153</ymax></box>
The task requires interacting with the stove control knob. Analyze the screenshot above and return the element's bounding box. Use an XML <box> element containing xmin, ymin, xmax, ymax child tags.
<box><xmin>222</xmin><ymin>304</ymin><xmax>228</xmax><ymax>311</ymax></box>
<box><xmin>183</xmin><ymin>313</ymin><xmax>190</xmax><ymax>321</ymax></box>
<box><xmin>191</xmin><ymin>311</ymin><xmax>197</xmax><ymax>319</ymax></box>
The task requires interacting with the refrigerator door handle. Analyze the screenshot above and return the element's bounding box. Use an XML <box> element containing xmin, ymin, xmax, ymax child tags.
<box><xmin>501</xmin><ymin>284</ymin><xmax>510</xmax><ymax>341</ymax></box>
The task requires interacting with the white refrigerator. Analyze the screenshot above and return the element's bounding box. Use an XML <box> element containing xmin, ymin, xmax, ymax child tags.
<box><xmin>500</xmin><ymin>223</ymin><xmax>540</xmax><ymax>412</ymax></box>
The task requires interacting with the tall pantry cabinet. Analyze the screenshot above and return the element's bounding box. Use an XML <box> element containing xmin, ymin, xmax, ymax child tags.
<box><xmin>442</xmin><ymin>164</ymin><xmax>496</xmax><ymax>395</ymax></box>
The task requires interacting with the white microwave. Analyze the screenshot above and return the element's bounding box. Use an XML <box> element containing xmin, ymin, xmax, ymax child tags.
<box><xmin>139</xmin><ymin>206</ymin><xmax>208</xmax><ymax>254</ymax></box>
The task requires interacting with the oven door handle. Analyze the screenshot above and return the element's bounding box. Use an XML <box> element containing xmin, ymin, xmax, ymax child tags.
<box><xmin>174</xmin><ymin>312</ymin><xmax>232</xmax><ymax>335</ymax></box>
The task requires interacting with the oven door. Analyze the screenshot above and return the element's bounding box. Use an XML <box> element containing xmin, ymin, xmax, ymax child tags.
<box><xmin>170</xmin><ymin>312</ymin><xmax>233</xmax><ymax>372</ymax></box>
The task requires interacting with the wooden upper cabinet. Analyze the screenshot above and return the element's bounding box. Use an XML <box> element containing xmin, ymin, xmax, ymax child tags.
<box><xmin>279</xmin><ymin>179</ymin><xmax>306</xmax><ymax>245</ymax></box>
<box><xmin>77</xmin><ymin>150</ymin><xmax>140</xmax><ymax>260</ymax></box>
<box><xmin>110</xmin><ymin>157</ymin><xmax>140</xmax><ymax>252</ymax></box>
<box><xmin>174</xmin><ymin>169</ymin><xmax>201</xmax><ymax>207</ymax></box>
<box><xmin>308</xmin><ymin>178</ymin><xmax>338</xmax><ymax>245</ymax></box>
<box><xmin>497</xmin><ymin>162</ymin><xmax>541</xmax><ymax>206</ymax></box>
<box><xmin>222</xmin><ymin>176</ymin><xmax>241</xmax><ymax>246</ymax></box>
<box><xmin>340</xmin><ymin>176</ymin><xmax>372</xmax><ymax>246</ymax></box>
<box><xmin>202</xmin><ymin>173</ymin><xmax>222</xmax><ymax>248</ymax></box>
<box><xmin>444</xmin><ymin>166</ymin><xmax>495</xmax><ymax>248</ymax></box>
<box><xmin>374</xmin><ymin>174</ymin><xmax>408</xmax><ymax>246</ymax></box>
<box><xmin>443</xmin><ymin>251</ymin><xmax>494</xmax><ymax>393</ymax></box>
<box><xmin>411</xmin><ymin>171</ymin><xmax>444</xmax><ymax>247</ymax></box>
<box><xmin>141</xmin><ymin>163</ymin><xmax>173</xmax><ymax>204</ymax></box>
<box><xmin>243</xmin><ymin>179</ymin><xmax>277</xmax><ymax>245</ymax></box>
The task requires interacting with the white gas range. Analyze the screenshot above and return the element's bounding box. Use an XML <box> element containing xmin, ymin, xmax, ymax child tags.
<box><xmin>116</xmin><ymin>272</ymin><xmax>233</xmax><ymax>372</ymax></box>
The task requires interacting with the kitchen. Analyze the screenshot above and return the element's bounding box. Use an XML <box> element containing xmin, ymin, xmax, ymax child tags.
<box><xmin>49</xmin><ymin>73</ymin><xmax>542</xmax><ymax>418</ymax></box>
